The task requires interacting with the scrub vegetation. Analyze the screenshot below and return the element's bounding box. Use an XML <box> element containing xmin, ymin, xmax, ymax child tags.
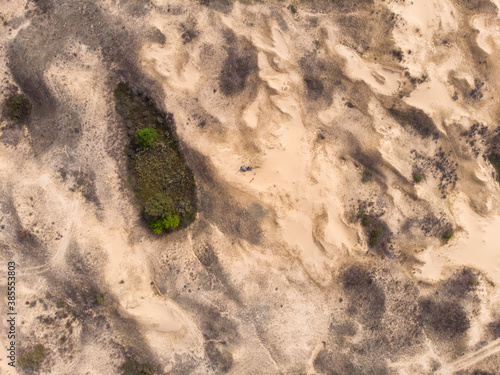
<box><xmin>413</xmin><ymin>171</ymin><xmax>423</xmax><ymax>183</ymax></box>
<box><xmin>488</xmin><ymin>153</ymin><xmax>500</xmax><ymax>183</ymax></box>
<box><xmin>121</xmin><ymin>360</ymin><xmax>155</xmax><ymax>375</ymax></box>
<box><xmin>18</xmin><ymin>344</ymin><xmax>46</xmax><ymax>371</ymax></box>
<box><xmin>5</xmin><ymin>93</ymin><xmax>31</xmax><ymax>123</ymax></box>
<box><xmin>114</xmin><ymin>82</ymin><xmax>196</xmax><ymax>234</ymax></box>
<box><xmin>357</xmin><ymin>208</ymin><xmax>391</xmax><ymax>251</ymax></box>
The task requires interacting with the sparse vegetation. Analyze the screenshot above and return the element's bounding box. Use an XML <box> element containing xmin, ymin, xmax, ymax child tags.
<box><xmin>413</xmin><ymin>171</ymin><xmax>423</xmax><ymax>183</ymax></box>
<box><xmin>442</xmin><ymin>229</ymin><xmax>454</xmax><ymax>243</ymax></box>
<box><xmin>418</xmin><ymin>298</ymin><xmax>470</xmax><ymax>337</ymax></box>
<box><xmin>95</xmin><ymin>294</ymin><xmax>104</xmax><ymax>305</ymax></box>
<box><xmin>442</xmin><ymin>268</ymin><xmax>479</xmax><ymax>296</ymax></box>
<box><xmin>488</xmin><ymin>153</ymin><xmax>500</xmax><ymax>183</ymax></box>
<box><xmin>219</xmin><ymin>46</ymin><xmax>256</xmax><ymax>96</ymax></box>
<box><xmin>356</xmin><ymin>204</ymin><xmax>392</xmax><ymax>252</ymax></box>
<box><xmin>121</xmin><ymin>360</ymin><xmax>155</xmax><ymax>375</ymax></box>
<box><xmin>368</xmin><ymin>228</ymin><xmax>383</xmax><ymax>247</ymax></box>
<box><xmin>5</xmin><ymin>93</ymin><xmax>31</xmax><ymax>123</ymax></box>
<box><xmin>392</xmin><ymin>49</ymin><xmax>403</xmax><ymax>62</ymax></box>
<box><xmin>342</xmin><ymin>265</ymin><xmax>373</xmax><ymax>288</ymax></box>
<box><xmin>341</xmin><ymin>265</ymin><xmax>386</xmax><ymax>328</ymax></box>
<box><xmin>357</xmin><ymin>210</ymin><xmax>373</xmax><ymax>227</ymax></box>
<box><xmin>18</xmin><ymin>344</ymin><xmax>46</xmax><ymax>371</ymax></box>
<box><xmin>388</xmin><ymin>106</ymin><xmax>438</xmax><ymax>138</ymax></box>
<box><xmin>114</xmin><ymin>82</ymin><xmax>196</xmax><ymax>234</ymax></box>
<box><xmin>469</xmin><ymin>276</ymin><xmax>478</xmax><ymax>286</ymax></box>
<box><xmin>57</xmin><ymin>299</ymin><xmax>65</xmax><ymax>308</ymax></box>
<box><xmin>136</xmin><ymin>128</ymin><xmax>158</xmax><ymax>148</ymax></box>
<box><xmin>361</xmin><ymin>170</ymin><xmax>372</xmax><ymax>183</ymax></box>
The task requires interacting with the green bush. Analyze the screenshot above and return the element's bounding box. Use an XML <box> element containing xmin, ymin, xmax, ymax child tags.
<box><xmin>5</xmin><ymin>93</ymin><xmax>31</xmax><ymax>123</ymax></box>
<box><xmin>368</xmin><ymin>228</ymin><xmax>383</xmax><ymax>247</ymax></box>
<box><xmin>136</xmin><ymin>128</ymin><xmax>158</xmax><ymax>148</ymax></box>
<box><xmin>357</xmin><ymin>210</ymin><xmax>373</xmax><ymax>227</ymax></box>
<box><xmin>148</xmin><ymin>215</ymin><xmax>180</xmax><ymax>234</ymax></box>
<box><xmin>57</xmin><ymin>299</ymin><xmax>65</xmax><ymax>308</ymax></box>
<box><xmin>443</xmin><ymin>229</ymin><xmax>454</xmax><ymax>243</ymax></box>
<box><xmin>114</xmin><ymin>82</ymin><xmax>197</xmax><ymax>234</ymax></box>
<box><xmin>413</xmin><ymin>171</ymin><xmax>423</xmax><ymax>183</ymax></box>
<box><xmin>144</xmin><ymin>193</ymin><xmax>175</xmax><ymax>222</ymax></box>
<box><xmin>144</xmin><ymin>193</ymin><xmax>180</xmax><ymax>234</ymax></box>
<box><xmin>18</xmin><ymin>344</ymin><xmax>46</xmax><ymax>370</ymax></box>
<box><xmin>95</xmin><ymin>294</ymin><xmax>104</xmax><ymax>305</ymax></box>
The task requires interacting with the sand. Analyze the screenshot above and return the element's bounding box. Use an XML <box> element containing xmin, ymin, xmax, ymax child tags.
<box><xmin>1</xmin><ymin>0</ymin><xmax>500</xmax><ymax>373</ymax></box>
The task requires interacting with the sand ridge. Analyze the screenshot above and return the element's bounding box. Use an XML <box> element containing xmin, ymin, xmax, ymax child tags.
<box><xmin>1</xmin><ymin>0</ymin><xmax>500</xmax><ymax>373</ymax></box>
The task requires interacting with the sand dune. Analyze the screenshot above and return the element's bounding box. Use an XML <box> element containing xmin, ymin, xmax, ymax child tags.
<box><xmin>1</xmin><ymin>0</ymin><xmax>500</xmax><ymax>374</ymax></box>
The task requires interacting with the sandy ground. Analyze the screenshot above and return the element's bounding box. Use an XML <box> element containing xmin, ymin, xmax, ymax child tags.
<box><xmin>0</xmin><ymin>0</ymin><xmax>500</xmax><ymax>374</ymax></box>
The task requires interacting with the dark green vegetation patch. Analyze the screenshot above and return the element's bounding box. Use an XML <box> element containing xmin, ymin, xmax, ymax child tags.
<box><xmin>121</xmin><ymin>360</ymin><xmax>155</xmax><ymax>375</ymax></box>
<box><xmin>95</xmin><ymin>294</ymin><xmax>104</xmax><ymax>305</ymax></box>
<box><xmin>136</xmin><ymin>127</ymin><xmax>158</xmax><ymax>148</ymax></box>
<box><xmin>18</xmin><ymin>344</ymin><xmax>46</xmax><ymax>371</ymax></box>
<box><xmin>114</xmin><ymin>82</ymin><xmax>196</xmax><ymax>234</ymax></box>
<box><xmin>357</xmin><ymin>208</ymin><xmax>391</xmax><ymax>253</ymax></box>
<box><xmin>442</xmin><ymin>229</ymin><xmax>454</xmax><ymax>243</ymax></box>
<box><xmin>4</xmin><ymin>93</ymin><xmax>31</xmax><ymax>123</ymax></box>
<box><xmin>488</xmin><ymin>153</ymin><xmax>500</xmax><ymax>183</ymax></box>
<box><xmin>413</xmin><ymin>171</ymin><xmax>423</xmax><ymax>183</ymax></box>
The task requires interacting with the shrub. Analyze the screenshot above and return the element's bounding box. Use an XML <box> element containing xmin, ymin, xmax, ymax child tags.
<box><xmin>361</xmin><ymin>170</ymin><xmax>372</xmax><ymax>183</ymax></box>
<box><xmin>361</xmin><ymin>216</ymin><xmax>373</xmax><ymax>226</ymax></box>
<box><xmin>388</xmin><ymin>106</ymin><xmax>437</xmax><ymax>138</ymax></box>
<box><xmin>57</xmin><ymin>299</ymin><xmax>65</xmax><ymax>308</ymax></box>
<box><xmin>413</xmin><ymin>171</ymin><xmax>423</xmax><ymax>183</ymax></box>
<box><xmin>122</xmin><ymin>360</ymin><xmax>155</xmax><ymax>375</ymax></box>
<box><xmin>357</xmin><ymin>210</ymin><xmax>373</xmax><ymax>227</ymax></box>
<box><xmin>18</xmin><ymin>344</ymin><xmax>46</xmax><ymax>370</ymax></box>
<box><xmin>114</xmin><ymin>82</ymin><xmax>197</xmax><ymax>234</ymax></box>
<box><xmin>368</xmin><ymin>228</ymin><xmax>383</xmax><ymax>247</ymax></box>
<box><xmin>95</xmin><ymin>294</ymin><xmax>104</xmax><ymax>305</ymax></box>
<box><xmin>147</xmin><ymin>215</ymin><xmax>180</xmax><ymax>234</ymax></box>
<box><xmin>136</xmin><ymin>128</ymin><xmax>158</xmax><ymax>148</ymax></box>
<box><xmin>418</xmin><ymin>298</ymin><xmax>469</xmax><ymax>337</ymax></box>
<box><xmin>144</xmin><ymin>193</ymin><xmax>175</xmax><ymax>222</ymax></box>
<box><xmin>5</xmin><ymin>93</ymin><xmax>31</xmax><ymax>123</ymax></box>
<box><xmin>488</xmin><ymin>154</ymin><xmax>500</xmax><ymax>183</ymax></box>
<box><xmin>442</xmin><ymin>229</ymin><xmax>454</xmax><ymax>243</ymax></box>
<box><xmin>114</xmin><ymin>82</ymin><xmax>131</xmax><ymax>105</ymax></box>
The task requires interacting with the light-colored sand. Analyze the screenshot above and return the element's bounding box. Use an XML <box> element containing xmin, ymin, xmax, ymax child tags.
<box><xmin>336</xmin><ymin>44</ymin><xmax>401</xmax><ymax>95</ymax></box>
<box><xmin>418</xmin><ymin>195</ymin><xmax>500</xmax><ymax>285</ymax></box>
<box><xmin>2</xmin><ymin>0</ymin><xmax>500</xmax><ymax>373</ymax></box>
